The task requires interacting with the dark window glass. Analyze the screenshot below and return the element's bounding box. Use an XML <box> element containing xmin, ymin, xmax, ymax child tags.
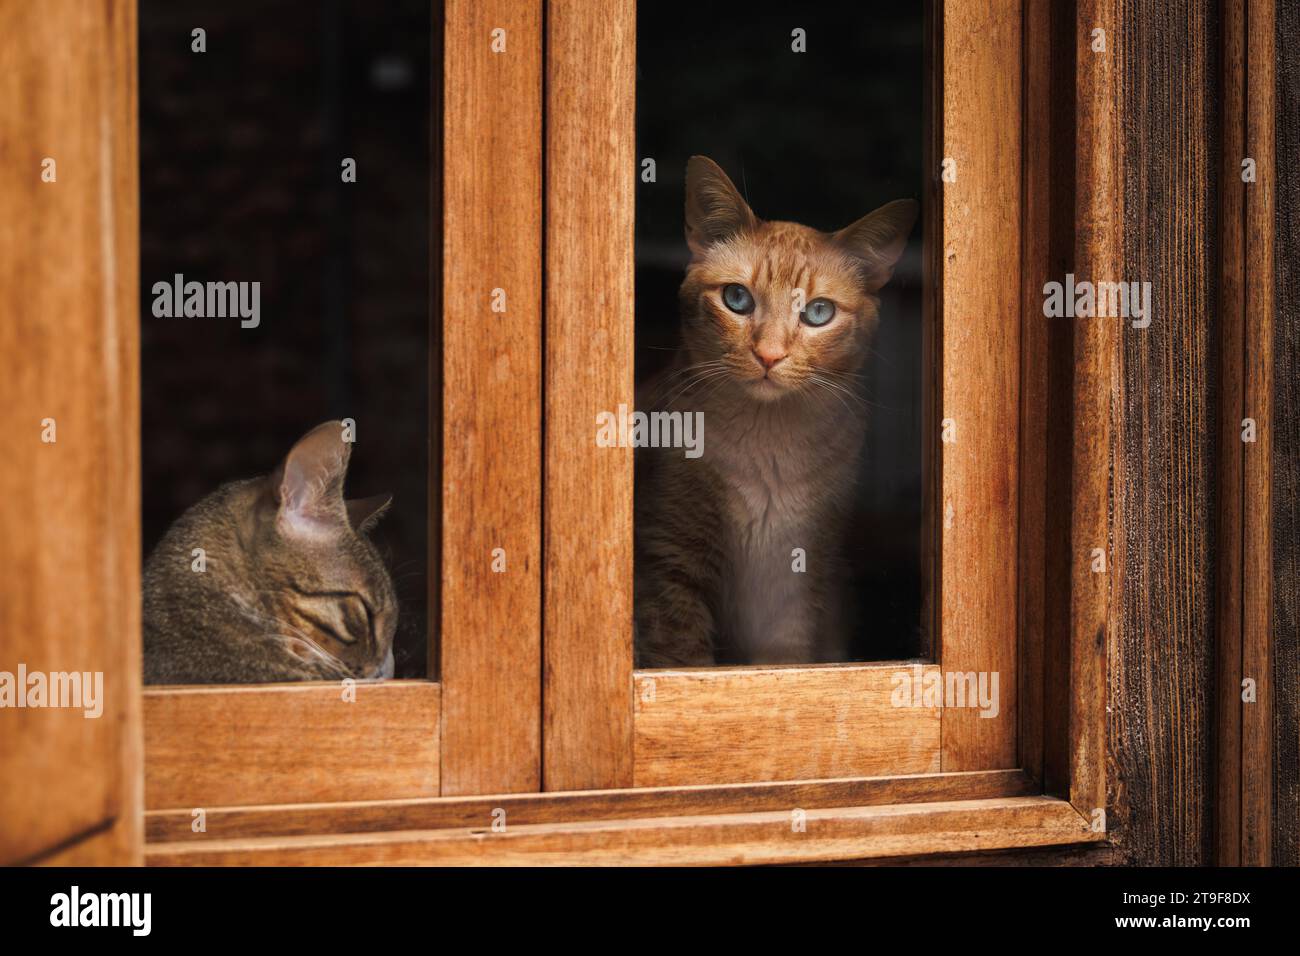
<box><xmin>635</xmin><ymin>0</ymin><xmax>925</xmax><ymax>665</ymax></box>
<box><xmin>140</xmin><ymin>0</ymin><xmax>433</xmax><ymax>679</ymax></box>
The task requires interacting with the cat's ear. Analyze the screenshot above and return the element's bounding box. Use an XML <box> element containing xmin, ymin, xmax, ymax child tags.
<box><xmin>346</xmin><ymin>493</ymin><xmax>392</xmax><ymax>535</ymax></box>
<box><xmin>270</xmin><ymin>421</ymin><xmax>352</xmax><ymax>535</ymax></box>
<box><xmin>684</xmin><ymin>155</ymin><xmax>758</xmax><ymax>257</ymax></box>
<box><xmin>833</xmin><ymin>199</ymin><xmax>919</xmax><ymax>293</ymax></box>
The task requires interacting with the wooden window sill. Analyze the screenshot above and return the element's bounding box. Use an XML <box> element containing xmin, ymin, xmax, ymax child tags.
<box><xmin>146</xmin><ymin>793</ymin><xmax>1102</xmax><ymax>866</ymax></box>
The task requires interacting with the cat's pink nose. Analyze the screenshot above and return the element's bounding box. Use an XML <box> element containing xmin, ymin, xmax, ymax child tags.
<box><xmin>753</xmin><ymin>346</ymin><xmax>786</xmax><ymax>371</ymax></box>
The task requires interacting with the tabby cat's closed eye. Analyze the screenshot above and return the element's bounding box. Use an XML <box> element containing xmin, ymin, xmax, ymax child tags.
<box><xmin>143</xmin><ymin>422</ymin><xmax>398</xmax><ymax>685</ymax></box>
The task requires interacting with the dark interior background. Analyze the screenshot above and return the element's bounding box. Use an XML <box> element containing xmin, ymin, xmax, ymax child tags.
<box><xmin>635</xmin><ymin>0</ymin><xmax>926</xmax><ymax>660</ymax></box>
<box><xmin>139</xmin><ymin>0</ymin><xmax>432</xmax><ymax>677</ymax></box>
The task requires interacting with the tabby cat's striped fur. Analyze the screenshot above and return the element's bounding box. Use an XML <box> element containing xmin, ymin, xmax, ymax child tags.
<box><xmin>143</xmin><ymin>421</ymin><xmax>396</xmax><ymax>684</ymax></box>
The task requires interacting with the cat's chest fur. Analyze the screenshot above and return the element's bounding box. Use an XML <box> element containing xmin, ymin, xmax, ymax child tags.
<box><xmin>701</xmin><ymin>396</ymin><xmax>863</xmax><ymax>662</ymax></box>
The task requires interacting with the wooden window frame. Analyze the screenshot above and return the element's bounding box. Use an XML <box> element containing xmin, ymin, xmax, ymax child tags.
<box><xmin>549</xmin><ymin>0</ymin><xmax>1078</xmax><ymax>783</ymax></box>
<box><xmin>539</xmin><ymin>0</ymin><xmax>1030</xmax><ymax>793</ymax></box>
<box><xmin>1</xmin><ymin>0</ymin><xmax>142</xmax><ymax>866</ymax></box>
<box><xmin>533</xmin><ymin>0</ymin><xmax>1110</xmax><ymax>842</ymax></box>
<box><xmin>142</xmin><ymin>0</ymin><xmax>545</xmax><ymax>810</ymax></box>
<box><xmin>143</xmin><ymin>0</ymin><xmax>1114</xmax><ymax>865</ymax></box>
<box><xmin>543</xmin><ymin>0</ymin><xmax>1028</xmax><ymax>793</ymax></box>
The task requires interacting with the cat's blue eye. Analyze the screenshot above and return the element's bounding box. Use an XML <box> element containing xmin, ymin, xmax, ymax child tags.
<box><xmin>722</xmin><ymin>283</ymin><xmax>755</xmax><ymax>315</ymax></box>
<box><xmin>801</xmin><ymin>298</ymin><xmax>837</xmax><ymax>327</ymax></box>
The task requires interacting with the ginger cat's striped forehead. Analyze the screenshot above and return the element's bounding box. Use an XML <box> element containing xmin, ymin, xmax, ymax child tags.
<box><xmin>692</xmin><ymin>221</ymin><xmax>877</xmax><ymax>321</ymax></box>
<box><xmin>678</xmin><ymin>156</ymin><xmax>917</xmax><ymax>400</ymax></box>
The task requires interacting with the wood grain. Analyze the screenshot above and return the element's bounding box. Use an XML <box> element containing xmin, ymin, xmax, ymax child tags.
<box><xmin>146</xmin><ymin>795</ymin><xmax>1100</xmax><ymax>866</ymax></box>
<box><xmin>1240</xmin><ymin>0</ymin><xmax>1275</xmax><ymax>866</ymax></box>
<box><xmin>144</xmin><ymin>681</ymin><xmax>440</xmax><ymax>809</ymax></box>
<box><xmin>1018</xmin><ymin>0</ymin><xmax>1052</xmax><ymax>785</ymax></box>
<box><xmin>1070</xmin><ymin>0</ymin><xmax>1118</xmax><ymax>826</ymax></box>
<box><xmin>937</xmin><ymin>0</ymin><xmax>1021</xmax><ymax>771</ymax></box>
<box><xmin>1111</xmin><ymin>0</ymin><xmax>1219</xmax><ymax>865</ymax></box>
<box><xmin>542</xmin><ymin>0</ymin><xmax>636</xmax><ymax>791</ymax></box>
<box><xmin>440</xmin><ymin>0</ymin><xmax>543</xmax><ymax>794</ymax></box>
<box><xmin>0</xmin><ymin>0</ymin><xmax>141</xmax><ymax>865</ymax></box>
<box><xmin>632</xmin><ymin>665</ymin><xmax>941</xmax><ymax>787</ymax></box>
<box><xmin>145</xmin><ymin>768</ymin><xmax>1033</xmax><ymax>843</ymax></box>
<box><xmin>1271</xmin><ymin>0</ymin><xmax>1300</xmax><ymax>868</ymax></box>
<box><xmin>1215</xmin><ymin>0</ymin><xmax>1246</xmax><ymax>867</ymax></box>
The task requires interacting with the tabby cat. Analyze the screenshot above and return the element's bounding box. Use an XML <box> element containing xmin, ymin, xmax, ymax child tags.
<box><xmin>143</xmin><ymin>421</ymin><xmax>397</xmax><ymax>684</ymax></box>
<box><xmin>634</xmin><ymin>156</ymin><xmax>917</xmax><ymax>668</ymax></box>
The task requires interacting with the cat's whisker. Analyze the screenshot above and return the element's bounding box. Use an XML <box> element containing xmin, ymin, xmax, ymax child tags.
<box><xmin>808</xmin><ymin>363</ymin><xmax>867</xmax><ymax>385</ymax></box>
<box><xmin>654</xmin><ymin>358</ymin><xmax>728</xmax><ymax>382</ymax></box>
<box><xmin>815</xmin><ymin>376</ymin><xmax>867</xmax><ymax>406</ymax></box>
<box><xmin>692</xmin><ymin>366</ymin><xmax>750</xmax><ymax>407</ymax></box>
<box><xmin>807</xmin><ymin>373</ymin><xmax>876</xmax><ymax>421</ymax></box>
<box><xmin>681</xmin><ymin>368</ymin><xmax>738</xmax><ymax>402</ymax></box>
<box><xmin>272</xmin><ymin>632</ymin><xmax>351</xmax><ymax>679</ymax></box>
<box><xmin>823</xmin><ymin>385</ymin><xmax>871</xmax><ymax>417</ymax></box>
<box><xmin>648</xmin><ymin>360</ymin><xmax>729</xmax><ymax>399</ymax></box>
<box><xmin>653</xmin><ymin>358</ymin><xmax>727</xmax><ymax>379</ymax></box>
<box><xmin>806</xmin><ymin>377</ymin><xmax>857</xmax><ymax>420</ymax></box>
<box><xmin>659</xmin><ymin>367</ymin><xmax>733</xmax><ymax>409</ymax></box>
<box><xmin>808</xmin><ymin>367</ymin><xmax>897</xmax><ymax>413</ymax></box>
<box><xmin>820</xmin><ymin>368</ymin><xmax>868</xmax><ymax>382</ymax></box>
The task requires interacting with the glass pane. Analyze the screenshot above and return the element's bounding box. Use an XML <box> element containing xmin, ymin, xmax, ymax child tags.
<box><xmin>635</xmin><ymin>0</ymin><xmax>926</xmax><ymax>666</ymax></box>
<box><xmin>140</xmin><ymin>0</ymin><xmax>434</xmax><ymax>683</ymax></box>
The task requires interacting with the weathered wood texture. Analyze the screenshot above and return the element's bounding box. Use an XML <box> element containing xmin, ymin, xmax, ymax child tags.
<box><xmin>937</xmin><ymin>0</ymin><xmax>1300</xmax><ymax>869</ymax></box>
<box><xmin>1271</xmin><ymin>0</ymin><xmax>1300</xmax><ymax>868</ymax></box>
<box><xmin>1215</xmin><ymin>0</ymin><xmax>1246</xmax><ymax>866</ymax></box>
<box><xmin>440</xmin><ymin>0</ymin><xmax>543</xmax><ymax>794</ymax></box>
<box><xmin>1071</xmin><ymin>0</ymin><xmax>1118</xmax><ymax>825</ymax></box>
<box><xmin>1110</xmin><ymin>0</ymin><xmax>1220</xmax><ymax>865</ymax></box>
<box><xmin>1010</xmin><ymin>0</ymin><xmax>1224</xmax><ymax>867</ymax></box>
<box><xmin>883</xmin><ymin>0</ymin><xmax>1300</xmax><ymax>868</ymax></box>
<box><xmin>1240</xmin><ymin>0</ymin><xmax>1275</xmax><ymax>867</ymax></box>
<box><xmin>0</xmin><ymin>0</ymin><xmax>141</xmax><ymax>866</ymax></box>
<box><xmin>144</xmin><ymin>681</ymin><xmax>440</xmax><ymax>809</ymax></box>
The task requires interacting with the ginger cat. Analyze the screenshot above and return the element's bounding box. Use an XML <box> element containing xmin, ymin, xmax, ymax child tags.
<box><xmin>634</xmin><ymin>156</ymin><xmax>917</xmax><ymax>667</ymax></box>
